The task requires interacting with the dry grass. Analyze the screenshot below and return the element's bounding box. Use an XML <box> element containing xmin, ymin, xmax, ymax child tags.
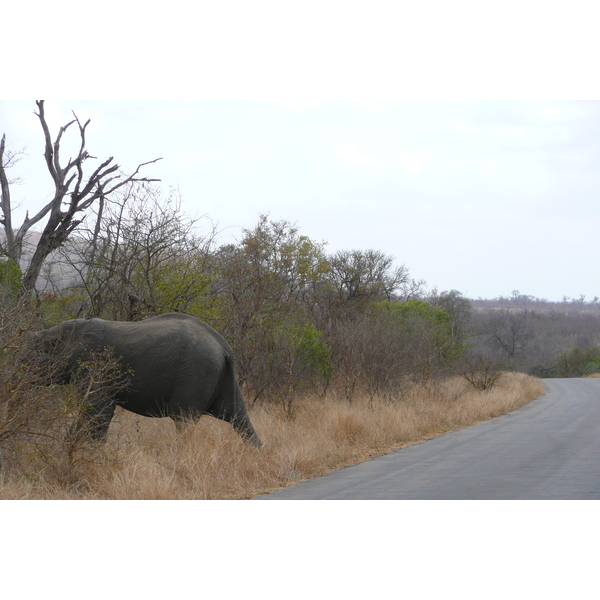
<box><xmin>0</xmin><ymin>373</ymin><xmax>544</xmax><ymax>499</ymax></box>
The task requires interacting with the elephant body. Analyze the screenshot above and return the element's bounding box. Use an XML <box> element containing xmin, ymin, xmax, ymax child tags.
<box><xmin>35</xmin><ymin>313</ymin><xmax>261</xmax><ymax>446</ymax></box>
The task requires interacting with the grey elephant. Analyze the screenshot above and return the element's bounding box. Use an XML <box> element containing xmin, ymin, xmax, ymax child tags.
<box><xmin>33</xmin><ymin>313</ymin><xmax>261</xmax><ymax>447</ymax></box>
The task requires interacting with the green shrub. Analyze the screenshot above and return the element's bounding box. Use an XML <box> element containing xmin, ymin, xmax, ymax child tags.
<box><xmin>371</xmin><ymin>299</ymin><xmax>467</xmax><ymax>369</ymax></box>
<box><xmin>555</xmin><ymin>346</ymin><xmax>600</xmax><ymax>378</ymax></box>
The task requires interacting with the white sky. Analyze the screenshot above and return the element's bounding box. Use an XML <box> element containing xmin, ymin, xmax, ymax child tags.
<box><xmin>2</xmin><ymin>1</ymin><xmax>600</xmax><ymax>305</ymax></box>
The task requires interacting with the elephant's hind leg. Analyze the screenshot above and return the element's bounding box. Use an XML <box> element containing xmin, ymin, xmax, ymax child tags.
<box><xmin>208</xmin><ymin>385</ymin><xmax>262</xmax><ymax>447</ymax></box>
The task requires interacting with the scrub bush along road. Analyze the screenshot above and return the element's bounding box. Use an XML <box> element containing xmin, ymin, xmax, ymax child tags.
<box><xmin>256</xmin><ymin>379</ymin><xmax>600</xmax><ymax>499</ymax></box>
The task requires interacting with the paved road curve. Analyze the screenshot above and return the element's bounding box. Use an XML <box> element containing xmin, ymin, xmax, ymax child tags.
<box><xmin>255</xmin><ymin>379</ymin><xmax>600</xmax><ymax>499</ymax></box>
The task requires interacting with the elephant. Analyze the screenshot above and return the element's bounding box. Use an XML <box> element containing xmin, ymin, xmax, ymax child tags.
<box><xmin>33</xmin><ymin>313</ymin><xmax>261</xmax><ymax>447</ymax></box>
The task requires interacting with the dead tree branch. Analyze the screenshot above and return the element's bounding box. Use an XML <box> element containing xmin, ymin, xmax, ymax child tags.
<box><xmin>0</xmin><ymin>100</ymin><xmax>162</xmax><ymax>294</ymax></box>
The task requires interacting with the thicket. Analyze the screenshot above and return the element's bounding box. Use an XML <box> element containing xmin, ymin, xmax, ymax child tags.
<box><xmin>555</xmin><ymin>346</ymin><xmax>600</xmax><ymax>378</ymax></box>
<box><xmin>27</xmin><ymin>188</ymin><xmax>474</xmax><ymax>415</ymax></box>
<box><xmin>0</xmin><ymin>294</ymin><xmax>135</xmax><ymax>486</ymax></box>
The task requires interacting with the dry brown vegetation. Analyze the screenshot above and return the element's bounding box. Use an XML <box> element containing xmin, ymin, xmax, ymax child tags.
<box><xmin>0</xmin><ymin>372</ymin><xmax>543</xmax><ymax>500</ymax></box>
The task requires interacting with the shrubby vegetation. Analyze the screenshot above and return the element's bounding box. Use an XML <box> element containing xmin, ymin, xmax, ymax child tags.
<box><xmin>554</xmin><ymin>346</ymin><xmax>600</xmax><ymax>378</ymax></box>
<box><xmin>35</xmin><ymin>192</ymin><xmax>467</xmax><ymax>408</ymax></box>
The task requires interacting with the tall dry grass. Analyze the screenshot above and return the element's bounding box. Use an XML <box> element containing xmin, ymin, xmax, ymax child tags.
<box><xmin>0</xmin><ymin>373</ymin><xmax>544</xmax><ymax>499</ymax></box>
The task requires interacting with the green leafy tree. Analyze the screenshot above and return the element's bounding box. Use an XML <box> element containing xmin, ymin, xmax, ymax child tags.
<box><xmin>429</xmin><ymin>289</ymin><xmax>473</xmax><ymax>347</ymax></box>
<box><xmin>372</xmin><ymin>299</ymin><xmax>465</xmax><ymax>369</ymax></box>
<box><xmin>275</xmin><ymin>322</ymin><xmax>333</xmax><ymax>417</ymax></box>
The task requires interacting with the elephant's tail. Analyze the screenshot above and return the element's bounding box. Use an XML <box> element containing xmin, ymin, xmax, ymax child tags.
<box><xmin>211</xmin><ymin>354</ymin><xmax>262</xmax><ymax>448</ymax></box>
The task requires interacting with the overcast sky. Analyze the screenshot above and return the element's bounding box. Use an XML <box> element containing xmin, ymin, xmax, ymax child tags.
<box><xmin>2</xmin><ymin>99</ymin><xmax>598</xmax><ymax>301</ymax></box>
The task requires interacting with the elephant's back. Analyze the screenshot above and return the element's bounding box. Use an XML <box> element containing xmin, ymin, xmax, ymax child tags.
<box><xmin>138</xmin><ymin>313</ymin><xmax>232</xmax><ymax>350</ymax></box>
<box><xmin>101</xmin><ymin>314</ymin><xmax>228</xmax><ymax>375</ymax></box>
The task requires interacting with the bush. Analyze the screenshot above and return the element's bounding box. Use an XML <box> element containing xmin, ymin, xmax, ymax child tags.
<box><xmin>458</xmin><ymin>355</ymin><xmax>504</xmax><ymax>390</ymax></box>
<box><xmin>0</xmin><ymin>304</ymin><xmax>65</xmax><ymax>471</ymax></box>
<box><xmin>0</xmin><ymin>303</ymin><xmax>129</xmax><ymax>486</ymax></box>
<box><xmin>371</xmin><ymin>299</ymin><xmax>467</xmax><ymax>373</ymax></box>
<box><xmin>555</xmin><ymin>346</ymin><xmax>600</xmax><ymax>378</ymax></box>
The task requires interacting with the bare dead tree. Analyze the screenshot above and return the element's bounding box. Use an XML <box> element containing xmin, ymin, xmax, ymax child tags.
<box><xmin>0</xmin><ymin>100</ymin><xmax>162</xmax><ymax>294</ymax></box>
<box><xmin>478</xmin><ymin>308</ymin><xmax>533</xmax><ymax>368</ymax></box>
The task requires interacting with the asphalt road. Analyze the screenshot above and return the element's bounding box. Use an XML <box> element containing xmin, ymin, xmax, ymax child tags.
<box><xmin>255</xmin><ymin>378</ymin><xmax>600</xmax><ymax>499</ymax></box>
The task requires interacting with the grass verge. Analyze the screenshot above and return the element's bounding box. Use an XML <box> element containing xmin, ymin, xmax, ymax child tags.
<box><xmin>0</xmin><ymin>373</ymin><xmax>544</xmax><ymax>499</ymax></box>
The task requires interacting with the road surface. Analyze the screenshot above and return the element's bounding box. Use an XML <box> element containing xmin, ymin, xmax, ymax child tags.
<box><xmin>255</xmin><ymin>378</ymin><xmax>600</xmax><ymax>499</ymax></box>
